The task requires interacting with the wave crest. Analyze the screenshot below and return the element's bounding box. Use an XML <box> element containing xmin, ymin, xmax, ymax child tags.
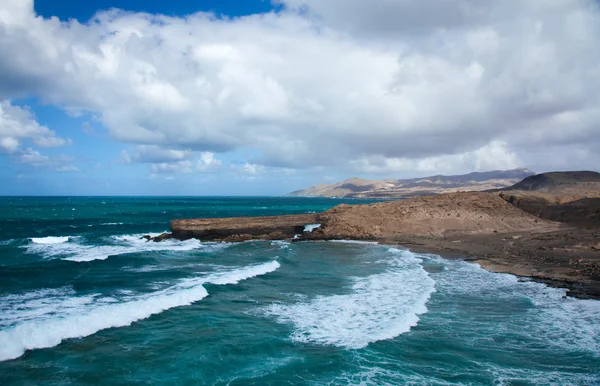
<box><xmin>264</xmin><ymin>249</ymin><xmax>435</xmax><ymax>349</ymax></box>
<box><xmin>0</xmin><ymin>260</ymin><xmax>280</xmax><ymax>362</ymax></box>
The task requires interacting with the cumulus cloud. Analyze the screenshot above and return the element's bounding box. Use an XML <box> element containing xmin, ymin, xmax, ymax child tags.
<box><xmin>122</xmin><ymin>145</ymin><xmax>192</xmax><ymax>164</ymax></box>
<box><xmin>0</xmin><ymin>0</ymin><xmax>599</xmax><ymax>175</ymax></box>
<box><xmin>148</xmin><ymin>151</ymin><xmax>221</xmax><ymax>174</ymax></box>
<box><xmin>15</xmin><ymin>148</ymin><xmax>80</xmax><ymax>172</ymax></box>
<box><xmin>0</xmin><ymin>100</ymin><xmax>71</xmax><ymax>153</ymax></box>
<box><xmin>349</xmin><ymin>140</ymin><xmax>522</xmax><ymax>174</ymax></box>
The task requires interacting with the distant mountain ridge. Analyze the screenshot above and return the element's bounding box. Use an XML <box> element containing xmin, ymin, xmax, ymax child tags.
<box><xmin>288</xmin><ymin>168</ymin><xmax>535</xmax><ymax>198</ymax></box>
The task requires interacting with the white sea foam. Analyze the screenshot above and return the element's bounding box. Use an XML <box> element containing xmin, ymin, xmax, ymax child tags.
<box><xmin>328</xmin><ymin>240</ymin><xmax>379</xmax><ymax>245</ymax></box>
<box><xmin>0</xmin><ymin>260</ymin><xmax>280</xmax><ymax>362</ymax></box>
<box><xmin>303</xmin><ymin>224</ymin><xmax>321</xmax><ymax>232</ymax></box>
<box><xmin>201</xmin><ymin>261</ymin><xmax>280</xmax><ymax>285</ymax></box>
<box><xmin>264</xmin><ymin>249</ymin><xmax>435</xmax><ymax>349</ymax></box>
<box><xmin>429</xmin><ymin>256</ymin><xmax>600</xmax><ymax>356</ymax></box>
<box><xmin>23</xmin><ymin>233</ymin><xmax>206</xmax><ymax>262</ymax></box>
<box><xmin>29</xmin><ymin>236</ymin><xmax>72</xmax><ymax>244</ymax></box>
<box><xmin>270</xmin><ymin>240</ymin><xmax>290</xmax><ymax>249</ymax></box>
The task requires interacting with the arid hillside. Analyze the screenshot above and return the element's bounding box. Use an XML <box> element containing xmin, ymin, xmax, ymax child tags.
<box><xmin>308</xmin><ymin>192</ymin><xmax>557</xmax><ymax>239</ymax></box>
<box><xmin>497</xmin><ymin>171</ymin><xmax>600</xmax><ymax>226</ymax></box>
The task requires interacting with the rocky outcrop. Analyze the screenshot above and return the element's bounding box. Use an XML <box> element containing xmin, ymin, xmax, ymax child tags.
<box><xmin>142</xmin><ymin>232</ymin><xmax>173</xmax><ymax>242</ymax></box>
<box><xmin>170</xmin><ymin>214</ymin><xmax>318</xmax><ymax>241</ymax></box>
<box><xmin>169</xmin><ymin>192</ymin><xmax>556</xmax><ymax>242</ymax></box>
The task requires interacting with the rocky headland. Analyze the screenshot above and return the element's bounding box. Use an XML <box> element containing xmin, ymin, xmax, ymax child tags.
<box><xmin>156</xmin><ymin>171</ymin><xmax>600</xmax><ymax>299</ymax></box>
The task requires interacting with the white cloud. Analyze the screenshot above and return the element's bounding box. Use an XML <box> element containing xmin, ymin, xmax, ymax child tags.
<box><xmin>125</xmin><ymin>145</ymin><xmax>192</xmax><ymax>164</ymax></box>
<box><xmin>349</xmin><ymin>140</ymin><xmax>521</xmax><ymax>174</ymax></box>
<box><xmin>197</xmin><ymin>151</ymin><xmax>222</xmax><ymax>171</ymax></box>
<box><xmin>16</xmin><ymin>148</ymin><xmax>80</xmax><ymax>172</ymax></box>
<box><xmin>17</xmin><ymin>148</ymin><xmax>50</xmax><ymax>167</ymax></box>
<box><xmin>0</xmin><ymin>100</ymin><xmax>71</xmax><ymax>153</ymax></box>
<box><xmin>0</xmin><ymin>0</ymin><xmax>599</xmax><ymax>175</ymax></box>
<box><xmin>149</xmin><ymin>151</ymin><xmax>221</xmax><ymax>174</ymax></box>
<box><xmin>0</xmin><ymin>137</ymin><xmax>19</xmax><ymax>152</ymax></box>
<box><xmin>56</xmin><ymin>164</ymin><xmax>81</xmax><ymax>172</ymax></box>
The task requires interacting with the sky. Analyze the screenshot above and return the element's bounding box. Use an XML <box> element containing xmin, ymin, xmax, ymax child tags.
<box><xmin>1</xmin><ymin>0</ymin><xmax>599</xmax><ymax>195</ymax></box>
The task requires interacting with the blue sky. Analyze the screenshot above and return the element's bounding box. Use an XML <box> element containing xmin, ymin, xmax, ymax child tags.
<box><xmin>34</xmin><ymin>0</ymin><xmax>277</xmax><ymax>21</ymax></box>
<box><xmin>1</xmin><ymin>0</ymin><xmax>599</xmax><ymax>195</ymax></box>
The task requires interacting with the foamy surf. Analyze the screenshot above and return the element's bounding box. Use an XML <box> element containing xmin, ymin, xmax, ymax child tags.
<box><xmin>428</xmin><ymin>255</ymin><xmax>600</xmax><ymax>357</ymax></box>
<box><xmin>202</xmin><ymin>260</ymin><xmax>280</xmax><ymax>285</ymax></box>
<box><xmin>29</xmin><ymin>236</ymin><xmax>73</xmax><ymax>244</ymax></box>
<box><xmin>23</xmin><ymin>233</ymin><xmax>206</xmax><ymax>262</ymax></box>
<box><xmin>328</xmin><ymin>240</ymin><xmax>379</xmax><ymax>245</ymax></box>
<box><xmin>0</xmin><ymin>260</ymin><xmax>280</xmax><ymax>362</ymax></box>
<box><xmin>264</xmin><ymin>249</ymin><xmax>435</xmax><ymax>349</ymax></box>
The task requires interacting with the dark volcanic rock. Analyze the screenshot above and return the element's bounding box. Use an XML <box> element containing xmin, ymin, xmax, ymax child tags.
<box><xmin>141</xmin><ymin>232</ymin><xmax>173</xmax><ymax>242</ymax></box>
<box><xmin>153</xmin><ymin>232</ymin><xmax>173</xmax><ymax>242</ymax></box>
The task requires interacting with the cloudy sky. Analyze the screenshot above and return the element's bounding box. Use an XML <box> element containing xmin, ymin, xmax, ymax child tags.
<box><xmin>1</xmin><ymin>0</ymin><xmax>599</xmax><ymax>195</ymax></box>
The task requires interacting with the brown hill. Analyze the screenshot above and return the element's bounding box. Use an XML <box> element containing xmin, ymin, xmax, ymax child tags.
<box><xmin>308</xmin><ymin>192</ymin><xmax>556</xmax><ymax>239</ymax></box>
<box><xmin>496</xmin><ymin>171</ymin><xmax>600</xmax><ymax>226</ymax></box>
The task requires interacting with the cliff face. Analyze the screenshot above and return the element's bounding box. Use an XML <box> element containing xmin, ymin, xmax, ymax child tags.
<box><xmin>288</xmin><ymin>168</ymin><xmax>535</xmax><ymax>198</ymax></box>
<box><xmin>170</xmin><ymin>214</ymin><xmax>317</xmax><ymax>242</ymax></box>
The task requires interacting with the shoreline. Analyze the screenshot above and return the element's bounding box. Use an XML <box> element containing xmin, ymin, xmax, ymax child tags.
<box><xmin>374</xmin><ymin>229</ymin><xmax>600</xmax><ymax>300</ymax></box>
<box><xmin>166</xmin><ymin>191</ymin><xmax>600</xmax><ymax>300</ymax></box>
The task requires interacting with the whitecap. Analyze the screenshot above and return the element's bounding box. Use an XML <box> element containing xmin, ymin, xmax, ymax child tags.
<box><xmin>23</xmin><ymin>233</ymin><xmax>209</xmax><ymax>262</ymax></box>
<box><xmin>264</xmin><ymin>249</ymin><xmax>435</xmax><ymax>349</ymax></box>
<box><xmin>200</xmin><ymin>261</ymin><xmax>280</xmax><ymax>285</ymax></box>
<box><xmin>0</xmin><ymin>260</ymin><xmax>280</xmax><ymax>362</ymax></box>
<box><xmin>270</xmin><ymin>240</ymin><xmax>290</xmax><ymax>249</ymax></box>
<box><xmin>29</xmin><ymin>236</ymin><xmax>73</xmax><ymax>244</ymax></box>
<box><xmin>328</xmin><ymin>240</ymin><xmax>379</xmax><ymax>245</ymax></box>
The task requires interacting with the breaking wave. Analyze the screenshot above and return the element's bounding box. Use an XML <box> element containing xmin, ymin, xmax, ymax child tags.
<box><xmin>23</xmin><ymin>233</ymin><xmax>206</xmax><ymax>262</ymax></box>
<box><xmin>264</xmin><ymin>249</ymin><xmax>435</xmax><ymax>349</ymax></box>
<box><xmin>0</xmin><ymin>260</ymin><xmax>280</xmax><ymax>362</ymax></box>
<box><xmin>29</xmin><ymin>236</ymin><xmax>73</xmax><ymax>244</ymax></box>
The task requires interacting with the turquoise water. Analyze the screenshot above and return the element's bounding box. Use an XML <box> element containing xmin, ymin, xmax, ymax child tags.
<box><xmin>0</xmin><ymin>197</ymin><xmax>598</xmax><ymax>385</ymax></box>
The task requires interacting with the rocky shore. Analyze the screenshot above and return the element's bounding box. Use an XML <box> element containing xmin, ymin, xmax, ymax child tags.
<box><xmin>155</xmin><ymin>174</ymin><xmax>600</xmax><ymax>299</ymax></box>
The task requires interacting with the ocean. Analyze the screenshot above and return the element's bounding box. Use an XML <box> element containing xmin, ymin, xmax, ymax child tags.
<box><xmin>0</xmin><ymin>197</ymin><xmax>598</xmax><ymax>385</ymax></box>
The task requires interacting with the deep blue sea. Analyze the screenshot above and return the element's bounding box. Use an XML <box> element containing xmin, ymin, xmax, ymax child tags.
<box><xmin>0</xmin><ymin>197</ymin><xmax>598</xmax><ymax>385</ymax></box>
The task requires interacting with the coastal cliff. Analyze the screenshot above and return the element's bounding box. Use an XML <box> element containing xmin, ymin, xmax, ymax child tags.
<box><xmin>171</xmin><ymin>214</ymin><xmax>317</xmax><ymax>242</ymax></box>
<box><xmin>166</xmin><ymin>172</ymin><xmax>600</xmax><ymax>298</ymax></box>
